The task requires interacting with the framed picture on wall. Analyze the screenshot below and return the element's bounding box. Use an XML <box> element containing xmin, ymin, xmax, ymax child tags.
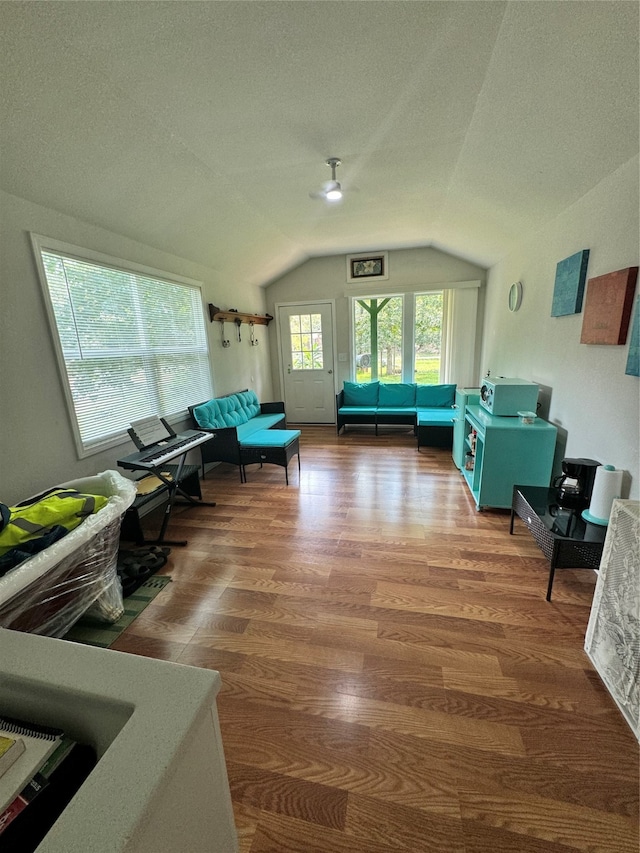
<box><xmin>580</xmin><ymin>266</ymin><xmax>638</xmax><ymax>345</ymax></box>
<box><xmin>551</xmin><ymin>249</ymin><xmax>590</xmax><ymax>317</ymax></box>
<box><xmin>625</xmin><ymin>296</ymin><xmax>639</xmax><ymax>376</ymax></box>
<box><xmin>347</xmin><ymin>252</ymin><xmax>389</xmax><ymax>283</ymax></box>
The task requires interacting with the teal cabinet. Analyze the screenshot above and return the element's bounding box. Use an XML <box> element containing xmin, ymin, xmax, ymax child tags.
<box><xmin>462</xmin><ymin>405</ymin><xmax>557</xmax><ymax>510</ymax></box>
<box><xmin>452</xmin><ymin>388</ymin><xmax>480</xmax><ymax>469</ymax></box>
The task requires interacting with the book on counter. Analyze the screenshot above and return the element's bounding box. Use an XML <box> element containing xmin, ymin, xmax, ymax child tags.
<box><xmin>0</xmin><ymin>734</ymin><xmax>77</xmax><ymax>835</ymax></box>
<box><xmin>1</xmin><ymin>751</ymin><xmax>96</xmax><ymax>852</ymax></box>
<box><xmin>0</xmin><ymin>736</ymin><xmax>26</xmax><ymax>779</ymax></box>
<box><xmin>0</xmin><ymin>715</ymin><xmax>97</xmax><ymax>850</ymax></box>
<box><xmin>0</xmin><ymin>717</ymin><xmax>67</xmax><ymax>818</ymax></box>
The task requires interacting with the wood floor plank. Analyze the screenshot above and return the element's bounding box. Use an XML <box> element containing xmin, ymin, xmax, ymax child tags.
<box><xmin>458</xmin><ymin>781</ymin><xmax>639</xmax><ymax>853</ymax></box>
<box><xmin>309</xmin><ymin>622</ymin><xmax>507</xmax><ymax>675</ymax></box>
<box><xmin>120</xmin><ymin>426</ymin><xmax>638</xmax><ymax>853</ymax></box>
<box><xmin>248</xmin><ymin>810</ymin><xmax>410</xmax><ymax>853</ymax></box>
<box><xmin>345</xmin><ymin>791</ymin><xmax>466</xmax><ymax>852</ymax></box>
<box><xmin>227</xmin><ymin>761</ymin><xmax>349</xmax><ymax>831</ymax></box>
<box><xmin>362</xmin><ymin>728</ymin><xmax>639</xmax><ymax>815</ymax></box>
<box><xmin>441</xmin><ymin>669</ymin><xmax>616</xmax><ymax>715</ymax></box>
<box><xmin>376</xmin><ymin>619</ymin><xmax>597</xmax><ymax>671</ymax></box>
<box><xmin>190</xmin><ymin>625</ymin><xmax>366</xmax><ymax>673</ymax></box>
<box><xmin>216</xmin><ymin>700</ymin><xmax>461</xmax><ymax>815</ymax></box>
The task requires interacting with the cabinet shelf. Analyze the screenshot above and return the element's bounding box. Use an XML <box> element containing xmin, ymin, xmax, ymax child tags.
<box><xmin>462</xmin><ymin>467</ymin><xmax>480</xmax><ymax>504</ymax></box>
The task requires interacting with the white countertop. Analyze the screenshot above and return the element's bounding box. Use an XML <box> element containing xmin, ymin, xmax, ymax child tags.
<box><xmin>0</xmin><ymin>628</ymin><xmax>238</xmax><ymax>852</ymax></box>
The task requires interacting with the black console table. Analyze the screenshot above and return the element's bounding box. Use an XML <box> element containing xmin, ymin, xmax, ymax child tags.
<box><xmin>510</xmin><ymin>485</ymin><xmax>606</xmax><ymax>600</ymax></box>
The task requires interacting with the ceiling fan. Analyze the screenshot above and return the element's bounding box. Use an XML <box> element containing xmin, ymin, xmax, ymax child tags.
<box><xmin>309</xmin><ymin>157</ymin><xmax>344</xmax><ymax>202</ymax></box>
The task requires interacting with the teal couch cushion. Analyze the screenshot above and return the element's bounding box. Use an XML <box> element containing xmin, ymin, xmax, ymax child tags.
<box><xmin>239</xmin><ymin>428</ymin><xmax>301</xmax><ymax>448</ymax></box>
<box><xmin>416</xmin><ymin>409</ymin><xmax>456</xmax><ymax>425</ymax></box>
<box><xmin>193</xmin><ymin>390</ymin><xmax>262</xmax><ymax>429</ymax></box>
<box><xmin>192</xmin><ymin>398</ymin><xmax>222</xmax><ymax>429</ymax></box>
<box><xmin>378</xmin><ymin>383</ymin><xmax>416</xmax><ymax>407</ymax></box>
<box><xmin>343</xmin><ymin>381</ymin><xmax>379</xmax><ymax>406</ymax></box>
<box><xmin>236</xmin><ymin>390</ymin><xmax>261</xmax><ymax>420</ymax></box>
<box><xmin>236</xmin><ymin>413</ymin><xmax>284</xmax><ymax>440</ymax></box>
<box><xmin>415</xmin><ymin>384</ymin><xmax>456</xmax><ymax>407</ymax></box>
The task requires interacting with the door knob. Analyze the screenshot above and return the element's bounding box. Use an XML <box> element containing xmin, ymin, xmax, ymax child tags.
<box><xmin>328</xmin><ymin>369</ymin><xmax>333</xmax><ymax>374</ymax></box>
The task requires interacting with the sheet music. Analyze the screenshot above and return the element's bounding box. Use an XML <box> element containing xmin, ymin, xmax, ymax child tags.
<box><xmin>130</xmin><ymin>415</ymin><xmax>173</xmax><ymax>449</ymax></box>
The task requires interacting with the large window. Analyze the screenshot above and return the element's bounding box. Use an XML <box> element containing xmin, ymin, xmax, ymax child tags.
<box><xmin>353</xmin><ymin>292</ymin><xmax>444</xmax><ymax>384</ymax></box>
<box><xmin>354</xmin><ymin>297</ymin><xmax>403</xmax><ymax>383</ymax></box>
<box><xmin>414</xmin><ymin>292</ymin><xmax>443</xmax><ymax>383</ymax></box>
<box><xmin>32</xmin><ymin>235</ymin><xmax>212</xmax><ymax>457</ymax></box>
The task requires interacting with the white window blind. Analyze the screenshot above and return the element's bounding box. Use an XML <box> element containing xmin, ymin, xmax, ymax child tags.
<box><xmin>32</xmin><ymin>236</ymin><xmax>212</xmax><ymax>456</ymax></box>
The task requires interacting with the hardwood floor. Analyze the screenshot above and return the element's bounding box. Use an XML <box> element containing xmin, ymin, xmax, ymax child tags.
<box><xmin>112</xmin><ymin>426</ymin><xmax>639</xmax><ymax>853</ymax></box>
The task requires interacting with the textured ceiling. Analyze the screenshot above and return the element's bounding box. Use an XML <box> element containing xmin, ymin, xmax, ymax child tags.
<box><xmin>1</xmin><ymin>1</ymin><xmax>638</xmax><ymax>287</ymax></box>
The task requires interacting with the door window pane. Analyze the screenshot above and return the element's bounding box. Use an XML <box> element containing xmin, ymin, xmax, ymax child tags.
<box><xmin>289</xmin><ymin>313</ymin><xmax>323</xmax><ymax>370</ymax></box>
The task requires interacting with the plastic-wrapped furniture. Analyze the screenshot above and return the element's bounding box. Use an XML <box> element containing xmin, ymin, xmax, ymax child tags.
<box><xmin>0</xmin><ymin>471</ymin><xmax>136</xmax><ymax>637</ymax></box>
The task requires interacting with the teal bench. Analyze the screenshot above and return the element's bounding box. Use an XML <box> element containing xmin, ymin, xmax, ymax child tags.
<box><xmin>189</xmin><ymin>390</ymin><xmax>287</xmax><ymax>480</ymax></box>
<box><xmin>336</xmin><ymin>381</ymin><xmax>456</xmax><ymax>446</ymax></box>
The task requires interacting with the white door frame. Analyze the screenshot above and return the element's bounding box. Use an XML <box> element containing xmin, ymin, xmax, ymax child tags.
<box><xmin>275</xmin><ymin>299</ymin><xmax>338</xmax><ymax>420</ymax></box>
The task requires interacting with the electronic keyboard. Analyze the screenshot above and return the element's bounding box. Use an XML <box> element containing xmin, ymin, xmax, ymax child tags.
<box><xmin>118</xmin><ymin>430</ymin><xmax>211</xmax><ymax>472</ymax></box>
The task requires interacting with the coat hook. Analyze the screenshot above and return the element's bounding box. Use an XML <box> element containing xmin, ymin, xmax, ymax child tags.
<box><xmin>220</xmin><ymin>318</ymin><xmax>230</xmax><ymax>348</ymax></box>
<box><xmin>235</xmin><ymin>316</ymin><xmax>242</xmax><ymax>342</ymax></box>
<box><xmin>249</xmin><ymin>320</ymin><xmax>258</xmax><ymax>346</ymax></box>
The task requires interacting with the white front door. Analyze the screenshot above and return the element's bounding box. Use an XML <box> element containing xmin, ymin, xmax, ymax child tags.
<box><xmin>277</xmin><ymin>302</ymin><xmax>336</xmax><ymax>423</ymax></box>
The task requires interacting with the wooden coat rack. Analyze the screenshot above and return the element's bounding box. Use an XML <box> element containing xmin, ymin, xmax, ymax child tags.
<box><xmin>208</xmin><ymin>304</ymin><xmax>273</xmax><ymax>326</ymax></box>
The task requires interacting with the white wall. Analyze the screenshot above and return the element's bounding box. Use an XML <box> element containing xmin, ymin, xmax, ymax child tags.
<box><xmin>264</xmin><ymin>246</ymin><xmax>487</xmax><ymax>399</ymax></box>
<box><xmin>3</xmin><ymin>156</ymin><xmax>636</xmax><ymax>504</ymax></box>
<box><xmin>0</xmin><ymin>191</ymin><xmax>273</xmax><ymax>503</ymax></box>
<box><xmin>482</xmin><ymin>156</ymin><xmax>640</xmax><ymax>499</ymax></box>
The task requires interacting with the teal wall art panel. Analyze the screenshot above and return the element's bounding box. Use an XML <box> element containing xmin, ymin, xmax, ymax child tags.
<box><xmin>551</xmin><ymin>249</ymin><xmax>590</xmax><ymax>317</ymax></box>
<box><xmin>625</xmin><ymin>295</ymin><xmax>640</xmax><ymax>377</ymax></box>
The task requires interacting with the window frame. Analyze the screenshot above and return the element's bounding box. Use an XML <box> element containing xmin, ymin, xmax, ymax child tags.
<box><xmin>352</xmin><ymin>294</ymin><xmax>406</xmax><ymax>383</ymax></box>
<box><xmin>287</xmin><ymin>311</ymin><xmax>325</xmax><ymax>371</ymax></box>
<box><xmin>30</xmin><ymin>233</ymin><xmax>213</xmax><ymax>459</ymax></box>
<box><xmin>413</xmin><ymin>291</ymin><xmax>446</xmax><ymax>384</ymax></box>
<box><xmin>350</xmin><ymin>290</ymin><xmax>447</xmax><ymax>384</ymax></box>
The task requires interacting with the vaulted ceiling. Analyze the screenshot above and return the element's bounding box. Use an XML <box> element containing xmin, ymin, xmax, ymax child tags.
<box><xmin>1</xmin><ymin>2</ymin><xmax>638</xmax><ymax>287</ymax></box>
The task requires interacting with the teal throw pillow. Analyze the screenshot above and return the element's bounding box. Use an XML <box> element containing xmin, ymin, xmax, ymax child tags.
<box><xmin>378</xmin><ymin>383</ymin><xmax>416</xmax><ymax>407</ymax></box>
<box><xmin>343</xmin><ymin>381</ymin><xmax>379</xmax><ymax>406</ymax></box>
<box><xmin>193</xmin><ymin>399</ymin><xmax>222</xmax><ymax>428</ymax></box>
<box><xmin>415</xmin><ymin>384</ymin><xmax>456</xmax><ymax>407</ymax></box>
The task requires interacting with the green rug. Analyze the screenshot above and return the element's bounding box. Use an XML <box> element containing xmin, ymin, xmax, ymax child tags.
<box><xmin>63</xmin><ymin>575</ymin><xmax>172</xmax><ymax>648</ymax></box>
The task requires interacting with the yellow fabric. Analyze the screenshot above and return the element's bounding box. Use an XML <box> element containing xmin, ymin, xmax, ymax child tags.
<box><xmin>0</xmin><ymin>489</ymin><xmax>108</xmax><ymax>556</ymax></box>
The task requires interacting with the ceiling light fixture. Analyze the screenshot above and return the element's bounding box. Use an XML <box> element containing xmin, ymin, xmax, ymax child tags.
<box><xmin>309</xmin><ymin>157</ymin><xmax>344</xmax><ymax>202</ymax></box>
<box><xmin>324</xmin><ymin>158</ymin><xmax>342</xmax><ymax>201</ymax></box>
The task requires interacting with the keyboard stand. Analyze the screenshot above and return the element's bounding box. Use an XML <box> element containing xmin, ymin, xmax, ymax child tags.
<box><xmin>118</xmin><ymin>439</ymin><xmax>216</xmax><ymax>547</ymax></box>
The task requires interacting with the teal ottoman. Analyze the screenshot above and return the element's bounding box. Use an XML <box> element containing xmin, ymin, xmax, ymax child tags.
<box><xmin>239</xmin><ymin>429</ymin><xmax>301</xmax><ymax>484</ymax></box>
<box><xmin>416</xmin><ymin>410</ymin><xmax>455</xmax><ymax>449</ymax></box>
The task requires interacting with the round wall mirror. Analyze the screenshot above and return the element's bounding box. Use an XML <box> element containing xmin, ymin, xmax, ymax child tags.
<box><xmin>508</xmin><ymin>281</ymin><xmax>523</xmax><ymax>312</ymax></box>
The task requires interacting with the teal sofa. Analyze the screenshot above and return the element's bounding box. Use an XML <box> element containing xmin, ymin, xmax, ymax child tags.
<box><xmin>188</xmin><ymin>390</ymin><xmax>287</xmax><ymax>479</ymax></box>
<box><xmin>336</xmin><ymin>381</ymin><xmax>456</xmax><ymax>445</ymax></box>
